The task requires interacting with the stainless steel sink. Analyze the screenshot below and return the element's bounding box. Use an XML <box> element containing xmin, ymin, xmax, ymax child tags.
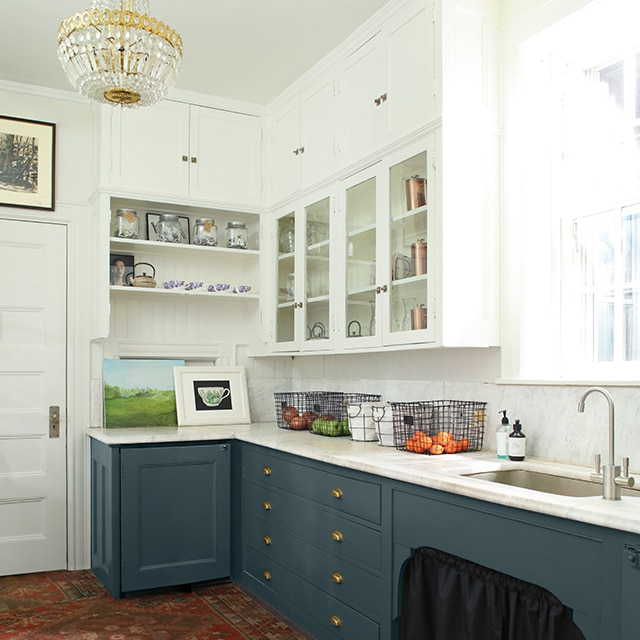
<box><xmin>463</xmin><ymin>469</ymin><xmax>640</xmax><ymax>498</ymax></box>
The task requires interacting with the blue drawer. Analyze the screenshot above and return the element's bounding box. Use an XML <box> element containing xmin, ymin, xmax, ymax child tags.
<box><xmin>243</xmin><ymin>480</ymin><xmax>381</xmax><ymax>572</ymax></box>
<box><xmin>245</xmin><ymin>545</ymin><xmax>380</xmax><ymax>640</ymax></box>
<box><xmin>245</xmin><ymin>510</ymin><xmax>382</xmax><ymax>616</ymax></box>
<box><xmin>244</xmin><ymin>446</ymin><xmax>381</xmax><ymax>524</ymax></box>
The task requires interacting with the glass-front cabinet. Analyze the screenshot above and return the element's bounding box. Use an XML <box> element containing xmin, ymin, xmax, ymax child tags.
<box><xmin>271</xmin><ymin>137</ymin><xmax>435</xmax><ymax>353</ymax></box>
<box><xmin>273</xmin><ymin>192</ymin><xmax>334</xmax><ymax>352</ymax></box>
<box><xmin>341</xmin><ymin>138</ymin><xmax>435</xmax><ymax>348</ymax></box>
<box><xmin>385</xmin><ymin>147</ymin><xmax>433</xmax><ymax>345</ymax></box>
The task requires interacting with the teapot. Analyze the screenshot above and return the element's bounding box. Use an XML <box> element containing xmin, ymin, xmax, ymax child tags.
<box><xmin>127</xmin><ymin>262</ymin><xmax>157</xmax><ymax>288</ymax></box>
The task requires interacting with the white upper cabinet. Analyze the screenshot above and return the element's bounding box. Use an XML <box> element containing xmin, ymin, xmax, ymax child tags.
<box><xmin>339</xmin><ymin>0</ymin><xmax>435</xmax><ymax>166</ymax></box>
<box><xmin>104</xmin><ymin>101</ymin><xmax>262</xmax><ymax>208</ymax></box>
<box><xmin>267</xmin><ymin>70</ymin><xmax>338</xmax><ymax>205</ymax></box>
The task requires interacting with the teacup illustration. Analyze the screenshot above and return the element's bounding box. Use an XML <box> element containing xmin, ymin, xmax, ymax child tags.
<box><xmin>198</xmin><ymin>386</ymin><xmax>230</xmax><ymax>407</ymax></box>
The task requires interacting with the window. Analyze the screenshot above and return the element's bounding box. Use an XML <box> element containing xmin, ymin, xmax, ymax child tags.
<box><xmin>505</xmin><ymin>0</ymin><xmax>640</xmax><ymax>381</ymax></box>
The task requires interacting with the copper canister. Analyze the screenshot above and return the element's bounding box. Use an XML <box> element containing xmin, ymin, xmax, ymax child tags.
<box><xmin>411</xmin><ymin>304</ymin><xmax>427</xmax><ymax>330</ymax></box>
<box><xmin>405</xmin><ymin>175</ymin><xmax>427</xmax><ymax>210</ymax></box>
<box><xmin>411</xmin><ymin>239</ymin><xmax>427</xmax><ymax>275</ymax></box>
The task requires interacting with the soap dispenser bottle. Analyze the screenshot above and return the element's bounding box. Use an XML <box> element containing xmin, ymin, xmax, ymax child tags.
<box><xmin>496</xmin><ymin>410</ymin><xmax>510</xmax><ymax>459</ymax></box>
<box><xmin>508</xmin><ymin>419</ymin><xmax>526</xmax><ymax>461</ymax></box>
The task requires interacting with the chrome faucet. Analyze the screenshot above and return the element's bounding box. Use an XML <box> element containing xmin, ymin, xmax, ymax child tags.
<box><xmin>577</xmin><ymin>386</ymin><xmax>634</xmax><ymax>500</ymax></box>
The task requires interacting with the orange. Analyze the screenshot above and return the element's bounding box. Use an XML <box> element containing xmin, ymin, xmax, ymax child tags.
<box><xmin>445</xmin><ymin>440</ymin><xmax>460</xmax><ymax>454</ymax></box>
<box><xmin>458</xmin><ymin>437</ymin><xmax>469</xmax><ymax>452</ymax></box>
<box><xmin>435</xmin><ymin>431</ymin><xmax>453</xmax><ymax>445</ymax></box>
<box><xmin>429</xmin><ymin>442</ymin><xmax>445</xmax><ymax>455</ymax></box>
<box><xmin>415</xmin><ymin>432</ymin><xmax>432</xmax><ymax>449</ymax></box>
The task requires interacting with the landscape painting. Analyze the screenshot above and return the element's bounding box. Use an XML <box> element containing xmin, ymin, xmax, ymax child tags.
<box><xmin>103</xmin><ymin>358</ymin><xmax>185</xmax><ymax>428</ymax></box>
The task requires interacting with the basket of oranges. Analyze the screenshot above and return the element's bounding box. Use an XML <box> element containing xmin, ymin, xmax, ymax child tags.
<box><xmin>391</xmin><ymin>400</ymin><xmax>486</xmax><ymax>455</ymax></box>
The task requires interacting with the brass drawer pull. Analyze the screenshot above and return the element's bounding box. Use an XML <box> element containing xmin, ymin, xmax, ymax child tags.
<box><xmin>263</xmin><ymin>500</ymin><xmax>272</xmax><ymax>510</ymax></box>
<box><xmin>331</xmin><ymin>571</ymin><xmax>344</xmax><ymax>584</ymax></box>
<box><xmin>263</xmin><ymin>570</ymin><xmax>272</xmax><ymax>581</ymax></box>
<box><xmin>331</xmin><ymin>530</ymin><xmax>344</xmax><ymax>542</ymax></box>
<box><xmin>331</xmin><ymin>487</ymin><xmax>344</xmax><ymax>499</ymax></box>
<box><xmin>330</xmin><ymin>614</ymin><xmax>342</xmax><ymax>628</ymax></box>
<box><xmin>263</xmin><ymin>535</ymin><xmax>272</xmax><ymax>545</ymax></box>
<box><xmin>263</xmin><ymin>466</ymin><xmax>272</xmax><ymax>476</ymax></box>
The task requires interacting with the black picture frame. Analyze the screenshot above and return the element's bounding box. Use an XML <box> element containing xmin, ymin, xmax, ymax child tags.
<box><xmin>110</xmin><ymin>253</ymin><xmax>134</xmax><ymax>287</ymax></box>
<box><xmin>0</xmin><ymin>115</ymin><xmax>56</xmax><ymax>211</ymax></box>
<box><xmin>146</xmin><ymin>212</ymin><xmax>191</xmax><ymax>244</ymax></box>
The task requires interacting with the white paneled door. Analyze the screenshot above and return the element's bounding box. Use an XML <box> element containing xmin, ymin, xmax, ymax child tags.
<box><xmin>0</xmin><ymin>219</ymin><xmax>67</xmax><ymax>575</ymax></box>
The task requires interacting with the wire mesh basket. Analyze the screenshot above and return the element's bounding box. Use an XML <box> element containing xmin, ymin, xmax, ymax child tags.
<box><xmin>391</xmin><ymin>400</ymin><xmax>487</xmax><ymax>454</ymax></box>
<box><xmin>274</xmin><ymin>391</ymin><xmax>381</xmax><ymax>431</ymax></box>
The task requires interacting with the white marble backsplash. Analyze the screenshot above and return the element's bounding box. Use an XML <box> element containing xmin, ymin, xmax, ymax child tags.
<box><xmin>245</xmin><ymin>350</ymin><xmax>640</xmax><ymax>474</ymax></box>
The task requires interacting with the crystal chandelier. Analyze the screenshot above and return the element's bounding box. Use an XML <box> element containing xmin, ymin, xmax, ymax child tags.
<box><xmin>57</xmin><ymin>0</ymin><xmax>183</xmax><ymax>108</ymax></box>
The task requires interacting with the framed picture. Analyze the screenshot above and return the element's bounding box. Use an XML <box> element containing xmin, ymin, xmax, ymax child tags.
<box><xmin>174</xmin><ymin>366</ymin><xmax>251</xmax><ymax>426</ymax></box>
<box><xmin>0</xmin><ymin>116</ymin><xmax>55</xmax><ymax>211</ymax></box>
<box><xmin>146</xmin><ymin>212</ymin><xmax>191</xmax><ymax>244</ymax></box>
<box><xmin>103</xmin><ymin>358</ymin><xmax>185</xmax><ymax>428</ymax></box>
<box><xmin>109</xmin><ymin>252</ymin><xmax>134</xmax><ymax>287</ymax></box>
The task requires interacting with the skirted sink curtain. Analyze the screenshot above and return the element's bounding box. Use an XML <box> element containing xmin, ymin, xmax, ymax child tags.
<box><xmin>400</xmin><ymin>547</ymin><xmax>586</xmax><ymax>640</ymax></box>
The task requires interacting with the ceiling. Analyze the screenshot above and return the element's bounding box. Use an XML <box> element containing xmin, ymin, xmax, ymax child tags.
<box><xmin>1</xmin><ymin>0</ymin><xmax>390</xmax><ymax>106</ymax></box>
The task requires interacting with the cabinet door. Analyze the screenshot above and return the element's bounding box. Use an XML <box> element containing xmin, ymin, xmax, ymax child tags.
<box><xmin>383</xmin><ymin>142</ymin><xmax>435</xmax><ymax>346</ymax></box>
<box><xmin>302</xmin><ymin>195</ymin><xmax>334</xmax><ymax>351</ymax></box>
<box><xmin>300</xmin><ymin>72</ymin><xmax>337</xmax><ymax>188</ymax></box>
<box><xmin>109</xmin><ymin>101</ymin><xmax>190</xmax><ymax>198</ymax></box>
<box><xmin>189</xmin><ymin>106</ymin><xmax>262</xmax><ymax>206</ymax></box>
<box><xmin>339</xmin><ymin>32</ymin><xmax>385</xmax><ymax>166</ymax></box>
<box><xmin>120</xmin><ymin>443</ymin><xmax>231</xmax><ymax>592</ymax></box>
<box><xmin>341</xmin><ymin>164</ymin><xmax>383</xmax><ymax>349</ymax></box>
<box><xmin>385</xmin><ymin>0</ymin><xmax>435</xmax><ymax>141</ymax></box>
<box><xmin>269</xmin><ymin>99</ymin><xmax>301</xmax><ymax>204</ymax></box>
<box><xmin>273</xmin><ymin>208</ymin><xmax>299</xmax><ymax>351</ymax></box>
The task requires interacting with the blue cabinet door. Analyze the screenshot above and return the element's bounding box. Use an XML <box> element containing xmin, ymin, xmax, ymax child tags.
<box><xmin>120</xmin><ymin>443</ymin><xmax>231</xmax><ymax>592</ymax></box>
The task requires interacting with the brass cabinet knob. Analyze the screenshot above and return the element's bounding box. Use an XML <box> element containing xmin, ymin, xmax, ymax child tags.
<box><xmin>330</xmin><ymin>614</ymin><xmax>342</xmax><ymax>628</ymax></box>
<box><xmin>263</xmin><ymin>570</ymin><xmax>272</xmax><ymax>581</ymax></box>
<box><xmin>331</xmin><ymin>487</ymin><xmax>344</xmax><ymax>499</ymax></box>
<box><xmin>331</xmin><ymin>530</ymin><xmax>344</xmax><ymax>542</ymax></box>
<box><xmin>263</xmin><ymin>500</ymin><xmax>272</xmax><ymax>510</ymax></box>
<box><xmin>331</xmin><ymin>571</ymin><xmax>344</xmax><ymax>584</ymax></box>
<box><xmin>263</xmin><ymin>535</ymin><xmax>272</xmax><ymax>546</ymax></box>
<box><xmin>263</xmin><ymin>466</ymin><xmax>272</xmax><ymax>476</ymax></box>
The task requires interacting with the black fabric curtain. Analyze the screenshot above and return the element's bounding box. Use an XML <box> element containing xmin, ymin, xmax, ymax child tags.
<box><xmin>400</xmin><ymin>547</ymin><xmax>586</xmax><ymax>640</ymax></box>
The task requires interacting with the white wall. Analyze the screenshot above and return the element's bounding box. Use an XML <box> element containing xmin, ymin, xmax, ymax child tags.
<box><xmin>0</xmin><ymin>81</ymin><xmax>95</xmax><ymax>569</ymax></box>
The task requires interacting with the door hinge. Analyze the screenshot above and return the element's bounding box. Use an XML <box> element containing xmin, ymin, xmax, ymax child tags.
<box><xmin>625</xmin><ymin>544</ymin><xmax>640</xmax><ymax>568</ymax></box>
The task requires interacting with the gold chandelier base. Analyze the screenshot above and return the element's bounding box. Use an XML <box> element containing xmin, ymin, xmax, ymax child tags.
<box><xmin>104</xmin><ymin>88</ymin><xmax>141</xmax><ymax>105</ymax></box>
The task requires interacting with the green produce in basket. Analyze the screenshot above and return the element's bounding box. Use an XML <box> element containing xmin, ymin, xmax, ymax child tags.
<box><xmin>312</xmin><ymin>418</ymin><xmax>350</xmax><ymax>436</ymax></box>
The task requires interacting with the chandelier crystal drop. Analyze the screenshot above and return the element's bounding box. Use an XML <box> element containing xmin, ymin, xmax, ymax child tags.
<box><xmin>57</xmin><ymin>0</ymin><xmax>183</xmax><ymax>108</ymax></box>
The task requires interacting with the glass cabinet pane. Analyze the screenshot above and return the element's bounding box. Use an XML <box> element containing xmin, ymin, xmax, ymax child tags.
<box><xmin>388</xmin><ymin>151</ymin><xmax>429</xmax><ymax>335</ymax></box>
<box><xmin>345</xmin><ymin>176</ymin><xmax>377</xmax><ymax>339</ymax></box>
<box><xmin>276</xmin><ymin>212</ymin><xmax>296</xmax><ymax>344</ymax></box>
<box><xmin>304</xmin><ymin>197</ymin><xmax>331</xmax><ymax>344</ymax></box>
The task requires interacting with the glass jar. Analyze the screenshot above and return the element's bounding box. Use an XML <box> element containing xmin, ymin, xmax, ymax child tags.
<box><xmin>192</xmin><ymin>218</ymin><xmax>218</xmax><ymax>246</ymax></box>
<box><xmin>279</xmin><ymin>218</ymin><xmax>295</xmax><ymax>253</ymax></box>
<box><xmin>225</xmin><ymin>221</ymin><xmax>248</xmax><ymax>249</ymax></box>
<box><xmin>153</xmin><ymin>214</ymin><xmax>185</xmax><ymax>243</ymax></box>
<box><xmin>112</xmin><ymin>209</ymin><xmax>139</xmax><ymax>239</ymax></box>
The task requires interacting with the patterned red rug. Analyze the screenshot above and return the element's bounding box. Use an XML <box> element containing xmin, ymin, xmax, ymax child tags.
<box><xmin>0</xmin><ymin>570</ymin><xmax>314</xmax><ymax>639</ymax></box>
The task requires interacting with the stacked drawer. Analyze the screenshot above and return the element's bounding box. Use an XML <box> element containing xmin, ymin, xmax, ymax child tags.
<box><xmin>240</xmin><ymin>444</ymin><xmax>384</xmax><ymax>639</ymax></box>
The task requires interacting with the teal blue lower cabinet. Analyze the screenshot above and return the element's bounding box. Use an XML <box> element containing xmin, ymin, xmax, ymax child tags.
<box><xmin>90</xmin><ymin>439</ymin><xmax>231</xmax><ymax>598</ymax></box>
<box><xmin>389</xmin><ymin>482</ymin><xmax>640</xmax><ymax>640</ymax></box>
<box><xmin>236</xmin><ymin>443</ymin><xmax>390</xmax><ymax>640</ymax></box>
<box><xmin>235</xmin><ymin>443</ymin><xmax>640</xmax><ymax>640</ymax></box>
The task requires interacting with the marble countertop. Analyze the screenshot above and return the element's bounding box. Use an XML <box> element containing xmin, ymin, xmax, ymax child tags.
<box><xmin>87</xmin><ymin>422</ymin><xmax>640</xmax><ymax>536</ymax></box>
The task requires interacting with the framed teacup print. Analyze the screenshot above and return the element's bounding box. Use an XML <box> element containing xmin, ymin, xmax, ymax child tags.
<box><xmin>174</xmin><ymin>366</ymin><xmax>251</xmax><ymax>425</ymax></box>
<box><xmin>0</xmin><ymin>116</ymin><xmax>56</xmax><ymax>211</ymax></box>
